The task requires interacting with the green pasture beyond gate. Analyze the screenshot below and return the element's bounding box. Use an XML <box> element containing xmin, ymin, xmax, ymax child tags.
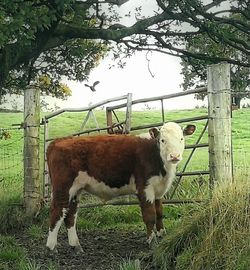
<box><xmin>0</xmin><ymin>108</ymin><xmax>249</xmax><ymax>203</ymax></box>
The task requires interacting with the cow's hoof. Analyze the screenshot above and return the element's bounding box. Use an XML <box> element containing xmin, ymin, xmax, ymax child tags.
<box><xmin>71</xmin><ymin>245</ymin><xmax>83</xmax><ymax>254</ymax></box>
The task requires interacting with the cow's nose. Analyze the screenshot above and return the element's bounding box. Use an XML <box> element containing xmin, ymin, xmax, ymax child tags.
<box><xmin>170</xmin><ymin>154</ymin><xmax>181</xmax><ymax>162</ymax></box>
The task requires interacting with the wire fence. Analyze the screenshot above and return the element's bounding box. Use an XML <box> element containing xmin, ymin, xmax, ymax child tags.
<box><xmin>0</xmin><ymin>108</ymin><xmax>249</xmax><ymax>204</ymax></box>
<box><xmin>232</xmin><ymin>147</ymin><xmax>250</xmax><ymax>176</ymax></box>
<box><xmin>232</xmin><ymin>112</ymin><xmax>250</xmax><ymax>178</ymax></box>
<box><xmin>0</xmin><ymin>127</ymin><xmax>24</xmax><ymax>191</ymax></box>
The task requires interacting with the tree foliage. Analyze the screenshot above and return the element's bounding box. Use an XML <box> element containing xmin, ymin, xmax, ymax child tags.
<box><xmin>0</xmin><ymin>0</ymin><xmax>249</xmax><ymax>100</ymax></box>
<box><xmin>0</xmin><ymin>0</ymin><xmax>108</xmax><ymax>101</ymax></box>
<box><xmin>181</xmin><ymin>14</ymin><xmax>250</xmax><ymax>107</ymax></box>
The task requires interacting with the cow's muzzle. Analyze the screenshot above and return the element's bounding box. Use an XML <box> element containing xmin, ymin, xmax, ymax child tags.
<box><xmin>169</xmin><ymin>153</ymin><xmax>181</xmax><ymax>163</ymax></box>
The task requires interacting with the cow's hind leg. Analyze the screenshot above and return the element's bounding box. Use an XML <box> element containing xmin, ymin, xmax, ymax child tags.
<box><xmin>155</xmin><ymin>199</ymin><xmax>166</xmax><ymax>238</ymax></box>
<box><xmin>46</xmin><ymin>203</ymin><xmax>67</xmax><ymax>251</ymax></box>
<box><xmin>64</xmin><ymin>195</ymin><xmax>83</xmax><ymax>253</ymax></box>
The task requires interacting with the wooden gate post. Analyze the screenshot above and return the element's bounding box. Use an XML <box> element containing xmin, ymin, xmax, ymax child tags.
<box><xmin>23</xmin><ymin>86</ymin><xmax>41</xmax><ymax>217</ymax></box>
<box><xmin>207</xmin><ymin>63</ymin><xmax>233</xmax><ymax>188</ymax></box>
<box><xmin>123</xmin><ymin>93</ymin><xmax>132</xmax><ymax>134</ymax></box>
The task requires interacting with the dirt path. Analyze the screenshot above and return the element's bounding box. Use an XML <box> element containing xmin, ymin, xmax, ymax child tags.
<box><xmin>16</xmin><ymin>229</ymin><xmax>156</xmax><ymax>270</ymax></box>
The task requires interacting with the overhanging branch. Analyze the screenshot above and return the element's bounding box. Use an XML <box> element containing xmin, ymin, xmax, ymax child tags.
<box><xmin>122</xmin><ymin>38</ymin><xmax>250</xmax><ymax>68</ymax></box>
<box><xmin>0</xmin><ymin>0</ymin><xmax>249</xmax><ymax>88</ymax></box>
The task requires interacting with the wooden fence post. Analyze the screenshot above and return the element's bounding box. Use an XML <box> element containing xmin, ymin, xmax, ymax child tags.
<box><xmin>123</xmin><ymin>93</ymin><xmax>132</xmax><ymax>134</ymax></box>
<box><xmin>207</xmin><ymin>63</ymin><xmax>233</xmax><ymax>188</ymax></box>
<box><xmin>43</xmin><ymin>117</ymin><xmax>50</xmax><ymax>202</ymax></box>
<box><xmin>23</xmin><ymin>86</ymin><xmax>41</xmax><ymax>217</ymax></box>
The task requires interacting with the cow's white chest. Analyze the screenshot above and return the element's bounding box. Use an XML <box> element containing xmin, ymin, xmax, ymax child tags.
<box><xmin>144</xmin><ymin>165</ymin><xmax>176</xmax><ymax>203</ymax></box>
<box><xmin>69</xmin><ymin>171</ymin><xmax>136</xmax><ymax>202</ymax></box>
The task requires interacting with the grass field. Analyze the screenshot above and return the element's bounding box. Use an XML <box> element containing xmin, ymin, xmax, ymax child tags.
<box><xmin>1</xmin><ymin>107</ymin><xmax>249</xmax><ymax>199</ymax></box>
<box><xmin>0</xmin><ymin>108</ymin><xmax>249</xmax><ymax>269</ymax></box>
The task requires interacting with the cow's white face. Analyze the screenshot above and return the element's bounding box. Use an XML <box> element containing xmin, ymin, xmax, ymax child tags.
<box><xmin>150</xmin><ymin>122</ymin><xmax>196</xmax><ymax>165</ymax></box>
<box><xmin>160</xmin><ymin>122</ymin><xmax>185</xmax><ymax>164</ymax></box>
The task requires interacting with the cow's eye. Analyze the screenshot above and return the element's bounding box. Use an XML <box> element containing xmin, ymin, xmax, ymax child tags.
<box><xmin>161</xmin><ymin>139</ymin><xmax>165</xmax><ymax>143</ymax></box>
<box><xmin>181</xmin><ymin>138</ymin><xmax>184</xmax><ymax>141</ymax></box>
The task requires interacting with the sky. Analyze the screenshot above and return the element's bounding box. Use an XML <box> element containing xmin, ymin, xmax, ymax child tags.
<box><xmin>1</xmin><ymin>0</ymin><xmax>208</xmax><ymax>111</ymax></box>
<box><xmin>45</xmin><ymin>0</ymin><xmax>206</xmax><ymax>111</ymax></box>
<box><xmin>54</xmin><ymin>0</ymin><xmax>246</xmax><ymax>112</ymax></box>
<box><xmin>56</xmin><ymin>51</ymin><xmax>206</xmax><ymax>111</ymax></box>
<box><xmin>0</xmin><ymin>51</ymin><xmax>207</xmax><ymax>112</ymax></box>
<box><xmin>1</xmin><ymin>51</ymin><xmax>207</xmax><ymax>112</ymax></box>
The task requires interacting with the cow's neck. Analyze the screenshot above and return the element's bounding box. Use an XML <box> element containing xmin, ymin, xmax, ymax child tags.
<box><xmin>162</xmin><ymin>161</ymin><xmax>177</xmax><ymax>189</ymax></box>
<box><xmin>164</xmin><ymin>162</ymin><xmax>177</xmax><ymax>177</ymax></box>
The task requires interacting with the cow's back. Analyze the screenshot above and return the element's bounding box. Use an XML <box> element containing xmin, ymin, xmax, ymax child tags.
<box><xmin>47</xmin><ymin>135</ymin><xmax>149</xmax><ymax>188</ymax></box>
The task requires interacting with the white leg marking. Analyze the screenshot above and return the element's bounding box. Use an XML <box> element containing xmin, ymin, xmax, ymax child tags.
<box><xmin>147</xmin><ymin>231</ymin><xmax>157</xmax><ymax>245</ymax></box>
<box><xmin>46</xmin><ymin>208</ymin><xmax>67</xmax><ymax>251</ymax></box>
<box><xmin>68</xmin><ymin>227</ymin><xmax>81</xmax><ymax>247</ymax></box>
<box><xmin>46</xmin><ymin>216</ymin><xmax>64</xmax><ymax>250</ymax></box>
<box><xmin>157</xmin><ymin>228</ymin><xmax>166</xmax><ymax>237</ymax></box>
<box><xmin>68</xmin><ymin>212</ymin><xmax>81</xmax><ymax>247</ymax></box>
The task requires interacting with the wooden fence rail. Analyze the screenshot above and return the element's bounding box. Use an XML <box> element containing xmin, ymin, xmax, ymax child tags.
<box><xmin>107</xmin><ymin>87</ymin><xmax>207</xmax><ymax>111</ymax></box>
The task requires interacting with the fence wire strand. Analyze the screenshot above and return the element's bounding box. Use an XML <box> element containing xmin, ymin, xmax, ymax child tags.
<box><xmin>0</xmin><ymin>128</ymin><xmax>24</xmax><ymax>187</ymax></box>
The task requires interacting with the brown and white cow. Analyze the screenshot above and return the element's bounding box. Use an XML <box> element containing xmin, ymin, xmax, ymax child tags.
<box><xmin>46</xmin><ymin>122</ymin><xmax>195</xmax><ymax>252</ymax></box>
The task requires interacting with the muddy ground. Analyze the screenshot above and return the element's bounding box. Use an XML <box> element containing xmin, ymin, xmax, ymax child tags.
<box><xmin>16</xmin><ymin>229</ymin><xmax>157</xmax><ymax>270</ymax></box>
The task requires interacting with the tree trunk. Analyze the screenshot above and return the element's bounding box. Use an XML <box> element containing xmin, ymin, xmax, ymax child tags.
<box><xmin>23</xmin><ymin>86</ymin><xmax>41</xmax><ymax>217</ymax></box>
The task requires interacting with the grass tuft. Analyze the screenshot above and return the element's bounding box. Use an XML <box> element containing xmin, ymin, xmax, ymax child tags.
<box><xmin>117</xmin><ymin>258</ymin><xmax>141</xmax><ymax>270</ymax></box>
<box><xmin>153</xmin><ymin>174</ymin><xmax>250</xmax><ymax>270</ymax></box>
<box><xmin>18</xmin><ymin>259</ymin><xmax>42</xmax><ymax>270</ymax></box>
<box><xmin>27</xmin><ymin>225</ymin><xmax>44</xmax><ymax>240</ymax></box>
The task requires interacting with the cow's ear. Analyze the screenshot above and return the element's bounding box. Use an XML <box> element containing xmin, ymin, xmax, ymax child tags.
<box><xmin>183</xmin><ymin>125</ymin><xmax>196</xmax><ymax>136</ymax></box>
<box><xmin>149</xmin><ymin>127</ymin><xmax>160</xmax><ymax>139</ymax></box>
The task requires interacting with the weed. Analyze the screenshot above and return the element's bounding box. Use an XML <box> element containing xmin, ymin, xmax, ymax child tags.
<box><xmin>117</xmin><ymin>258</ymin><xmax>141</xmax><ymax>270</ymax></box>
<box><xmin>27</xmin><ymin>225</ymin><xmax>44</xmax><ymax>240</ymax></box>
<box><xmin>19</xmin><ymin>259</ymin><xmax>42</xmax><ymax>270</ymax></box>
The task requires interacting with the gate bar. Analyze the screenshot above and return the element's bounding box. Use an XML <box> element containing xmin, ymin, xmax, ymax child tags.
<box><xmin>168</xmin><ymin>120</ymin><xmax>209</xmax><ymax>199</ymax></box>
<box><xmin>79</xmin><ymin>198</ymin><xmax>203</xmax><ymax>208</ymax></box>
<box><xmin>130</xmin><ymin>115</ymin><xmax>208</xmax><ymax>131</ymax></box>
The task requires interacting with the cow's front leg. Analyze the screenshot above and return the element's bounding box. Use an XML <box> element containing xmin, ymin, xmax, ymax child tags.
<box><xmin>137</xmin><ymin>192</ymin><xmax>156</xmax><ymax>245</ymax></box>
<box><xmin>155</xmin><ymin>199</ymin><xmax>166</xmax><ymax>238</ymax></box>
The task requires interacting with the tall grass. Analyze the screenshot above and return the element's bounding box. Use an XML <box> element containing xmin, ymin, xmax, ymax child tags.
<box><xmin>153</xmin><ymin>173</ymin><xmax>250</xmax><ymax>270</ymax></box>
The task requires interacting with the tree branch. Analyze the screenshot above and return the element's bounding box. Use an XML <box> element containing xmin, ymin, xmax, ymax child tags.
<box><xmin>79</xmin><ymin>0</ymin><xmax>129</xmax><ymax>6</ymax></box>
<box><xmin>0</xmin><ymin>0</ymin><xmax>249</xmax><ymax>88</ymax></box>
<box><xmin>123</xmin><ymin>37</ymin><xmax>250</xmax><ymax>68</ymax></box>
